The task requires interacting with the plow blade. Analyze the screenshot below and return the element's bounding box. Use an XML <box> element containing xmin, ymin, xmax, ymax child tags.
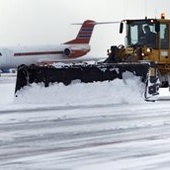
<box><xmin>15</xmin><ymin>62</ymin><xmax>159</xmax><ymax>100</ymax></box>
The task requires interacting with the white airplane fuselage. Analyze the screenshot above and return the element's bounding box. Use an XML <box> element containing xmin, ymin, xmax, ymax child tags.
<box><xmin>0</xmin><ymin>20</ymin><xmax>96</xmax><ymax>70</ymax></box>
<box><xmin>0</xmin><ymin>44</ymin><xmax>90</xmax><ymax>69</ymax></box>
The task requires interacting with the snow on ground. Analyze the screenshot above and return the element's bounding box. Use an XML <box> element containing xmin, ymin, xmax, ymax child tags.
<box><xmin>14</xmin><ymin>75</ymin><xmax>145</xmax><ymax>105</ymax></box>
<box><xmin>1</xmin><ymin>74</ymin><xmax>170</xmax><ymax>170</ymax></box>
<box><xmin>0</xmin><ymin>75</ymin><xmax>16</xmax><ymax>105</ymax></box>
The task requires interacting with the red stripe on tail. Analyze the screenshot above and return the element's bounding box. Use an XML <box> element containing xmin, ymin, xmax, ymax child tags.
<box><xmin>64</xmin><ymin>20</ymin><xmax>95</xmax><ymax>44</ymax></box>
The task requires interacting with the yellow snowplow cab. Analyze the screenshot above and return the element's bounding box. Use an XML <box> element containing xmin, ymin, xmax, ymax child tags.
<box><xmin>106</xmin><ymin>14</ymin><xmax>169</xmax><ymax>87</ymax></box>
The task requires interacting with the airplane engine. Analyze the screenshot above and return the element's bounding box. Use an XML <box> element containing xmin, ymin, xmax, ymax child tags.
<box><xmin>63</xmin><ymin>48</ymin><xmax>72</xmax><ymax>57</ymax></box>
<box><xmin>63</xmin><ymin>47</ymin><xmax>88</xmax><ymax>58</ymax></box>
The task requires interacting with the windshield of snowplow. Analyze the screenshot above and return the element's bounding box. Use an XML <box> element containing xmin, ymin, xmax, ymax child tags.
<box><xmin>126</xmin><ymin>20</ymin><xmax>158</xmax><ymax>49</ymax></box>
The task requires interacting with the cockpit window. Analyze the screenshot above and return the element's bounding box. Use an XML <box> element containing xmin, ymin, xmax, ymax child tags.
<box><xmin>0</xmin><ymin>53</ymin><xmax>2</xmax><ymax>56</ymax></box>
<box><xmin>126</xmin><ymin>21</ymin><xmax>158</xmax><ymax>49</ymax></box>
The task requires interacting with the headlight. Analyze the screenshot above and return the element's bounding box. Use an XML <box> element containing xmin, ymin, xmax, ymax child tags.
<box><xmin>146</xmin><ymin>48</ymin><xmax>151</xmax><ymax>53</ymax></box>
<box><xmin>141</xmin><ymin>53</ymin><xmax>145</xmax><ymax>56</ymax></box>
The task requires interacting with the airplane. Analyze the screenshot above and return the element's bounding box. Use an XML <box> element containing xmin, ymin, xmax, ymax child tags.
<box><xmin>0</xmin><ymin>20</ymin><xmax>96</xmax><ymax>70</ymax></box>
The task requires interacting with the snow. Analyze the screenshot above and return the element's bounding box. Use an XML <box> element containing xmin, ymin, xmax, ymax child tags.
<box><xmin>1</xmin><ymin>73</ymin><xmax>170</xmax><ymax>170</ymax></box>
<box><xmin>14</xmin><ymin>75</ymin><xmax>145</xmax><ymax>105</ymax></box>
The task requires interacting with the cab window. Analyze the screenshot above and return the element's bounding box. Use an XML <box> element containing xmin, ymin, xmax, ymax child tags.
<box><xmin>126</xmin><ymin>21</ymin><xmax>158</xmax><ymax>49</ymax></box>
<box><xmin>160</xmin><ymin>24</ymin><xmax>169</xmax><ymax>49</ymax></box>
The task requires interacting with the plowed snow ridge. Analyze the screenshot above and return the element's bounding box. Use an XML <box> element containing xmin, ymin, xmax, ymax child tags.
<box><xmin>15</xmin><ymin>76</ymin><xmax>145</xmax><ymax>105</ymax></box>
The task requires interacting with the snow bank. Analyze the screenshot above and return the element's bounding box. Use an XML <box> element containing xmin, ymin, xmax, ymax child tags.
<box><xmin>14</xmin><ymin>75</ymin><xmax>145</xmax><ymax>105</ymax></box>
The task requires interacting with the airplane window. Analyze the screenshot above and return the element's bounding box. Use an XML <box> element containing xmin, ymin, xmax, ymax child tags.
<box><xmin>0</xmin><ymin>53</ymin><xmax>2</xmax><ymax>56</ymax></box>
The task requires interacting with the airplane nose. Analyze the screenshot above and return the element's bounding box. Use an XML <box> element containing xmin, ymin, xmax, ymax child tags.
<box><xmin>0</xmin><ymin>52</ymin><xmax>4</xmax><ymax>68</ymax></box>
<box><xmin>0</xmin><ymin>53</ymin><xmax>2</xmax><ymax>64</ymax></box>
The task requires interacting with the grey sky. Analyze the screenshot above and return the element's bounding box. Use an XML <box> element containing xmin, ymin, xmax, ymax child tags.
<box><xmin>0</xmin><ymin>0</ymin><xmax>169</xmax><ymax>57</ymax></box>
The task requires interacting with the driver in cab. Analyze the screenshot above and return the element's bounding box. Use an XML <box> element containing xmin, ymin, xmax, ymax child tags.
<box><xmin>141</xmin><ymin>25</ymin><xmax>157</xmax><ymax>48</ymax></box>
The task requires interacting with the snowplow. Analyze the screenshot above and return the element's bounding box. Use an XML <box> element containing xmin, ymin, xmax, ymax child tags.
<box><xmin>15</xmin><ymin>13</ymin><xmax>170</xmax><ymax>101</ymax></box>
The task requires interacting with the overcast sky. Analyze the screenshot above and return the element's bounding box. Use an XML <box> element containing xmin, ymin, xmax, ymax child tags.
<box><xmin>0</xmin><ymin>0</ymin><xmax>169</xmax><ymax>57</ymax></box>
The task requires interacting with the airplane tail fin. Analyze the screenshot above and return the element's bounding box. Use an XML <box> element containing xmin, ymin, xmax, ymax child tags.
<box><xmin>64</xmin><ymin>20</ymin><xmax>96</xmax><ymax>44</ymax></box>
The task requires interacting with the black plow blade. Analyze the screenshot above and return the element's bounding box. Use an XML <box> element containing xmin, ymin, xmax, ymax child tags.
<box><xmin>15</xmin><ymin>62</ymin><xmax>160</xmax><ymax>101</ymax></box>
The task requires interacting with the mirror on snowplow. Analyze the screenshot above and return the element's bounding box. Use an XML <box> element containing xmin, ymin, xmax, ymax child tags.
<box><xmin>119</xmin><ymin>22</ymin><xmax>124</xmax><ymax>33</ymax></box>
<box><xmin>15</xmin><ymin>62</ymin><xmax>160</xmax><ymax>101</ymax></box>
